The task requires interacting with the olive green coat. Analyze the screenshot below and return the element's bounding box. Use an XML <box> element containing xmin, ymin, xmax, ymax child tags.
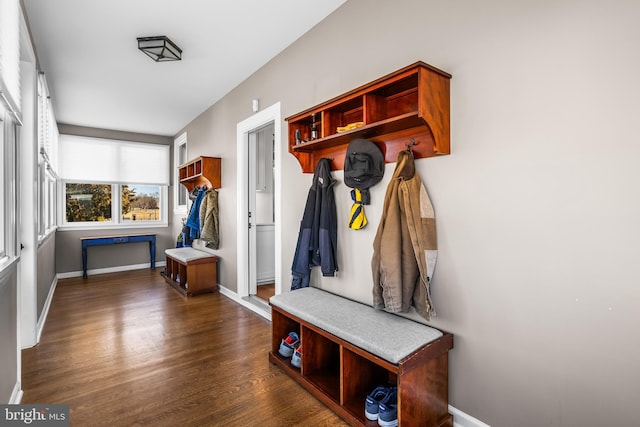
<box><xmin>200</xmin><ymin>189</ymin><xmax>219</xmax><ymax>250</ymax></box>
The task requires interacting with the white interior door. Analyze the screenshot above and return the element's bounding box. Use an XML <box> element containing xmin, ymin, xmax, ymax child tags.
<box><xmin>247</xmin><ymin>129</ymin><xmax>258</xmax><ymax>296</ymax></box>
<box><xmin>247</xmin><ymin>122</ymin><xmax>275</xmax><ymax>298</ymax></box>
<box><xmin>19</xmin><ymin>33</ymin><xmax>39</xmax><ymax>349</ymax></box>
<box><xmin>236</xmin><ymin>103</ymin><xmax>282</xmax><ymax>307</ymax></box>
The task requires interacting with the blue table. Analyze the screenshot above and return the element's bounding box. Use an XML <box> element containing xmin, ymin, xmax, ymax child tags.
<box><xmin>81</xmin><ymin>234</ymin><xmax>156</xmax><ymax>278</ymax></box>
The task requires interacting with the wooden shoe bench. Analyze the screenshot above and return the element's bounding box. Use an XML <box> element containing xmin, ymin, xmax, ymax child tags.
<box><xmin>164</xmin><ymin>247</ymin><xmax>218</xmax><ymax>296</ymax></box>
<box><xmin>269</xmin><ymin>287</ymin><xmax>454</xmax><ymax>426</ymax></box>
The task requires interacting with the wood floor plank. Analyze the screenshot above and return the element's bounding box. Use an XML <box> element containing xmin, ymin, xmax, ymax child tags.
<box><xmin>256</xmin><ymin>283</ymin><xmax>275</xmax><ymax>301</ymax></box>
<box><xmin>21</xmin><ymin>269</ymin><xmax>348</xmax><ymax>426</ymax></box>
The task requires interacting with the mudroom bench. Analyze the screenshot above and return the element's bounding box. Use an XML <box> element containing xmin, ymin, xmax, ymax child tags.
<box><xmin>269</xmin><ymin>287</ymin><xmax>454</xmax><ymax>427</ymax></box>
<box><xmin>164</xmin><ymin>247</ymin><xmax>218</xmax><ymax>296</ymax></box>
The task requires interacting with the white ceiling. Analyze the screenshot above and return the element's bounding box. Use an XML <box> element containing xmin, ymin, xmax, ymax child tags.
<box><xmin>23</xmin><ymin>0</ymin><xmax>347</xmax><ymax>136</ymax></box>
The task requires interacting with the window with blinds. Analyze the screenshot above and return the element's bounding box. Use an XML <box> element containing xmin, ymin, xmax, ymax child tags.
<box><xmin>37</xmin><ymin>74</ymin><xmax>58</xmax><ymax>239</ymax></box>
<box><xmin>0</xmin><ymin>0</ymin><xmax>21</xmax><ymax>116</ymax></box>
<box><xmin>58</xmin><ymin>135</ymin><xmax>169</xmax><ymax>228</ymax></box>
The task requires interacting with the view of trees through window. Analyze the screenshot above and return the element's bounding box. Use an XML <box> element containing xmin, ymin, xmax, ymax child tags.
<box><xmin>122</xmin><ymin>184</ymin><xmax>160</xmax><ymax>221</ymax></box>
<box><xmin>66</xmin><ymin>183</ymin><xmax>160</xmax><ymax>223</ymax></box>
<box><xmin>66</xmin><ymin>183</ymin><xmax>112</xmax><ymax>222</ymax></box>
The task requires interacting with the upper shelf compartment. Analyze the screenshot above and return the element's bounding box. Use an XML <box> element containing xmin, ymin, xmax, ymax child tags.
<box><xmin>286</xmin><ymin>61</ymin><xmax>451</xmax><ymax>173</ymax></box>
<box><xmin>178</xmin><ymin>156</ymin><xmax>221</xmax><ymax>192</ymax></box>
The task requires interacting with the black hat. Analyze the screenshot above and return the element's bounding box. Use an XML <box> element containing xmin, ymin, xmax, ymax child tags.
<box><xmin>343</xmin><ymin>138</ymin><xmax>384</xmax><ymax>204</ymax></box>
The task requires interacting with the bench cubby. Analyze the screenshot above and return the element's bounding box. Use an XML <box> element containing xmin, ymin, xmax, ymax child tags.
<box><xmin>303</xmin><ymin>326</ymin><xmax>341</xmax><ymax>401</ymax></box>
<box><xmin>269</xmin><ymin>287</ymin><xmax>453</xmax><ymax>426</ymax></box>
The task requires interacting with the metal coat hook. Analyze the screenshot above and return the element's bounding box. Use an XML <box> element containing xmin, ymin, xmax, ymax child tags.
<box><xmin>407</xmin><ymin>138</ymin><xmax>417</xmax><ymax>155</ymax></box>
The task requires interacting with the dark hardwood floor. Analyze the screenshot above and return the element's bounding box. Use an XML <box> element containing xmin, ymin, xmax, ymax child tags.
<box><xmin>21</xmin><ymin>269</ymin><xmax>348</xmax><ymax>427</ymax></box>
<box><xmin>256</xmin><ymin>283</ymin><xmax>275</xmax><ymax>301</ymax></box>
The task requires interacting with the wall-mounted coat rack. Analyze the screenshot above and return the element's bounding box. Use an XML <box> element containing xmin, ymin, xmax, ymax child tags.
<box><xmin>178</xmin><ymin>156</ymin><xmax>221</xmax><ymax>192</ymax></box>
<box><xmin>286</xmin><ymin>61</ymin><xmax>451</xmax><ymax>173</ymax></box>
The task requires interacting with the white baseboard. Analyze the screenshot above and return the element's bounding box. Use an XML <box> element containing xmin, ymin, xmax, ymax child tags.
<box><xmin>57</xmin><ymin>262</ymin><xmax>166</xmax><ymax>279</ymax></box>
<box><xmin>9</xmin><ymin>381</ymin><xmax>23</xmax><ymax>404</ymax></box>
<box><xmin>450</xmin><ymin>405</ymin><xmax>490</xmax><ymax>427</ymax></box>
<box><xmin>35</xmin><ymin>275</ymin><xmax>58</xmax><ymax>345</ymax></box>
<box><xmin>218</xmin><ymin>285</ymin><xmax>271</xmax><ymax>321</ymax></box>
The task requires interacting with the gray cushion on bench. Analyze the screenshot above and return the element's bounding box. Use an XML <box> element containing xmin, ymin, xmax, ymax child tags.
<box><xmin>165</xmin><ymin>247</ymin><xmax>215</xmax><ymax>263</ymax></box>
<box><xmin>270</xmin><ymin>287</ymin><xmax>443</xmax><ymax>364</ymax></box>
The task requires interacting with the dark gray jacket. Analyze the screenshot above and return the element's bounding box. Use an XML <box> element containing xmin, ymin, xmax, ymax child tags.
<box><xmin>291</xmin><ymin>158</ymin><xmax>338</xmax><ymax>289</ymax></box>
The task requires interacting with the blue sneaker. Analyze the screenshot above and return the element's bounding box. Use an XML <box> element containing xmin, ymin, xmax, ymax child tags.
<box><xmin>365</xmin><ymin>386</ymin><xmax>390</xmax><ymax>421</ymax></box>
<box><xmin>278</xmin><ymin>332</ymin><xmax>300</xmax><ymax>357</ymax></box>
<box><xmin>377</xmin><ymin>387</ymin><xmax>398</xmax><ymax>427</ymax></box>
<box><xmin>291</xmin><ymin>344</ymin><xmax>302</xmax><ymax>368</ymax></box>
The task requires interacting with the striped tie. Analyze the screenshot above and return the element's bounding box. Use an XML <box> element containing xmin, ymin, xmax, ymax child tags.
<box><xmin>348</xmin><ymin>189</ymin><xmax>368</xmax><ymax>230</ymax></box>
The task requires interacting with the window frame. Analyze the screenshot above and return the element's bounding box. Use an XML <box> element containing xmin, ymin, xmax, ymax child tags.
<box><xmin>173</xmin><ymin>132</ymin><xmax>188</xmax><ymax>215</ymax></box>
<box><xmin>37</xmin><ymin>73</ymin><xmax>58</xmax><ymax>242</ymax></box>
<box><xmin>0</xmin><ymin>101</ymin><xmax>19</xmax><ymax>267</ymax></box>
<box><xmin>59</xmin><ymin>182</ymin><xmax>168</xmax><ymax>231</ymax></box>
<box><xmin>0</xmin><ymin>109</ymin><xmax>6</xmax><ymax>259</ymax></box>
<box><xmin>37</xmin><ymin>152</ymin><xmax>59</xmax><ymax>241</ymax></box>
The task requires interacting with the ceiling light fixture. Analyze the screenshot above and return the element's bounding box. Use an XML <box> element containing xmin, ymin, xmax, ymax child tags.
<box><xmin>137</xmin><ymin>36</ymin><xmax>182</xmax><ymax>62</ymax></box>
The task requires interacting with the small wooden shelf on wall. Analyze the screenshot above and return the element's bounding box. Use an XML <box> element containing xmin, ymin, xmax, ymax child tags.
<box><xmin>178</xmin><ymin>156</ymin><xmax>221</xmax><ymax>192</ymax></box>
<box><xmin>286</xmin><ymin>61</ymin><xmax>451</xmax><ymax>173</ymax></box>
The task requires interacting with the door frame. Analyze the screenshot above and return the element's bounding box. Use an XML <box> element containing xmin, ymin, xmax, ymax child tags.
<box><xmin>236</xmin><ymin>102</ymin><xmax>282</xmax><ymax>303</ymax></box>
<box><xmin>19</xmin><ymin>15</ymin><xmax>39</xmax><ymax>349</ymax></box>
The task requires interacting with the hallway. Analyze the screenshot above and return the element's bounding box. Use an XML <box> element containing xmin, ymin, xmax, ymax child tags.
<box><xmin>21</xmin><ymin>269</ymin><xmax>346</xmax><ymax>426</ymax></box>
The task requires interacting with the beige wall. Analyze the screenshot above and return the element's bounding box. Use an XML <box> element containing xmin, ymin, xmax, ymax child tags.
<box><xmin>0</xmin><ymin>266</ymin><xmax>18</xmax><ymax>402</ymax></box>
<box><xmin>176</xmin><ymin>1</ymin><xmax>640</xmax><ymax>425</ymax></box>
<box><xmin>36</xmin><ymin>232</ymin><xmax>56</xmax><ymax>318</ymax></box>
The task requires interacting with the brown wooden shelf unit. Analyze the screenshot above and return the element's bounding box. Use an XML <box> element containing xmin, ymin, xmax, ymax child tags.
<box><xmin>178</xmin><ymin>156</ymin><xmax>221</xmax><ymax>192</ymax></box>
<box><xmin>168</xmin><ymin>155</ymin><xmax>222</xmax><ymax>297</ymax></box>
<box><xmin>286</xmin><ymin>61</ymin><xmax>451</xmax><ymax>173</ymax></box>
<box><xmin>269</xmin><ymin>304</ymin><xmax>454</xmax><ymax>426</ymax></box>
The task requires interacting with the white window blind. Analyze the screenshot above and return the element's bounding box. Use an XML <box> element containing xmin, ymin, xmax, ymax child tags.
<box><xmin>38</xmin><ymin>73</ymin><xmax>58</xmax><ymax>172</ymax></box>
<box><xmin>59</xmin><ymin>135</ymin><xmax>170</xmax><ymax>185</ymax></box>
<box><xmin>0</xmin><ymin>0</ymin><xmax>21</xmax><ymax>114</ymax></box>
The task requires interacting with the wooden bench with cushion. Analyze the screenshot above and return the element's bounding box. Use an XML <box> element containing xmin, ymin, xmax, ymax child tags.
<box><xmin>269</xmin><ymin>287</ymin><xmax>453</xmax><ymax>426</ymax></box>
<box><xmin>164</xmin><ymin>247</ymin><xmax>218</xmax><ymax>296</ymax></box>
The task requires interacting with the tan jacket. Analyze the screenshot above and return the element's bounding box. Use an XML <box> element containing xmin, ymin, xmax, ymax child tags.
<box><xmin>371</xmin><ymin>151</ymin><xmax>438</xmax><ymax>320</ymax></box>
<box><xmin>200</xmin><ymin>189</ymin><xmax>219</xmax><ymax>249</ymax></box>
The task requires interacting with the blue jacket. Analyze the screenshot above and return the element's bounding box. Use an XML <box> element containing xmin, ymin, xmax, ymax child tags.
<box><xmin>186</xmin><ymin>187</ymin><xmax>206</xmax><ymax>239</ymax></box>
<box><xmin>291</xmin><ymin>158</ymin><xmax>338</xmax><ymax>289</ymax></box>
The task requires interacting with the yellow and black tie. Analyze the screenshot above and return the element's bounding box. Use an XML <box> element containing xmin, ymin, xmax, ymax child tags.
<box><xmin>348</xmin><ymin>189</ymin><xmax>367</xmax><ymax>230</ymax></box>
